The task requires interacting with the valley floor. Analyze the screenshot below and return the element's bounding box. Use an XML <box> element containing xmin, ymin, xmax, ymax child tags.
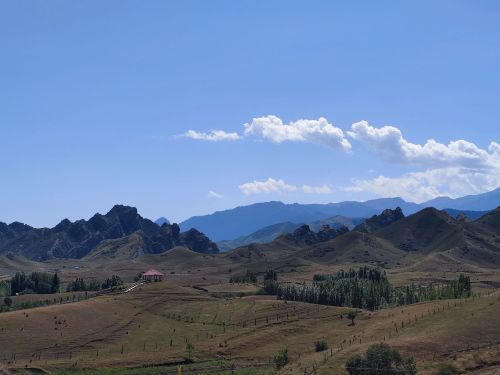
<box><xmin>0</xmin><ymin>276</ymin><xmax>499</xmax><ymax>375</ymax></box>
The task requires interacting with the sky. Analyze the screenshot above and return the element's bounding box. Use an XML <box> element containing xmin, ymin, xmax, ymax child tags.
<box><xmin>1</xmin><ymin>1</ymin><xmax>499</xmax><ymax>227</ymax></box>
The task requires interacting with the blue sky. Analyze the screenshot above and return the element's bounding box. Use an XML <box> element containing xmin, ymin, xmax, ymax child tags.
<box><xmin>1</xmin><ymin>1</ymin><xmax>499</xmax><ymax>227</ymax></box>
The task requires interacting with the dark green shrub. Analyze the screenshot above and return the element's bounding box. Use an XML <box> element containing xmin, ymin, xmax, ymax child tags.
<box><xmin>346</xmin><ymin>343</ymin><xmax>416</xmax><ymax>375</ymax></box>
<box><xmin>314</xmin><ymin>340</ymin><xmax>328</xmax><ymax>352</ymax></box>
<box><xmin>3</xmin><ymin>296</ymin><xmax>12</xmax><ymax>307</ymax></box>
<box><xmin>274</xmin><ymin>348</ymin><xmax>289</xmax><ymax>369</ymax></box>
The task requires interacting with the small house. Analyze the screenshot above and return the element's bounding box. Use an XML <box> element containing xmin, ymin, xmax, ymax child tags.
<box><xmin>142</xmin><ymin>269</ymin><xmax>164</xmax><ymax>282</ymax></box>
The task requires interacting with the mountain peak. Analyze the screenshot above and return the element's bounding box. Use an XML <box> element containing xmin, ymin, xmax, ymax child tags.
<box><xmin>279</xmin><ymin>224</ymin><xmax>348</xmax><ymax>246</ymax></box>
<box><xmin>106</xmin><ymin>204</ymin><xmax>138</xmax><ymax>217</ymax></box>
<box><xmin>155</xmin><ymin>217</ymin><xmax>170</xmax><ymax>226</ymax></box>
<box><xmin>355</xmin><ymin>207</ymin><xmax>405</xmax><ymax>233</ymax></box>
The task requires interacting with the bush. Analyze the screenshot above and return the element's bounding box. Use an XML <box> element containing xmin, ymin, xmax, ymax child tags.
<box><xmin>274</xmin><ymin>348</ymin><xmax>289</xmax><ymax>369</ymax></box>
<box><xmin>314</xmin><ymin>340</ymin><xmax>328</xmax><ymax>352</ymax></box>
<box><xmin>346</xmin><ymin>343</ymin><xmax>416</xmax><ymax>375</ymax></box>
<box><xmin>3</xmin><ymin>296</ymin><xmax>12</xmax><ymax>307</ymax></box>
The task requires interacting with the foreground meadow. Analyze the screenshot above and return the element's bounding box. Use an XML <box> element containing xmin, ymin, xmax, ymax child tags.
<box><xmin>0</xmin><ymin>272</ymin><xmax>499</xmax><ymax>375</ymax></box>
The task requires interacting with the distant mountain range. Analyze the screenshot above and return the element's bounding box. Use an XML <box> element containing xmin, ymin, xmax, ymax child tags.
<box><xmin>216</xmin><ymin>207</ymin><xmax>489</xmax><ymax>252</ymax></box>
<box><xmin>0</xmin><ymin>205</ymin><xmax>218</xmax><ymax>261</ymax></box>
<box><xmin>425</xmin><ymin>188</ymin><xmax>500</xmax><ymax>210</ymax></box>
<box><xmin>217</xmin><ymin>215</ymin><xmax>364</xmax><ymax>252</ymax></box>
<box><xmin>226</xmin><ymin>206</ymin><xmax>500</xmax><ymax>271</ymax></box>
<box><xmin>179</xmin><ymin>188</ymin><xmax>499</xmax><ymax>241</ymax></box>
<box><xmin>0</xmin><ymin>187</ymin><xmax>497</xmax><ymax>262</ymax></box>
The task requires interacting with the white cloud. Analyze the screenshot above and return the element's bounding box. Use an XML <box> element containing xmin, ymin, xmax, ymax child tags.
<box><xmin>347</xmin><ymin>121</ymin><xmax>498</xmax><ymax>170</ymax></box>
<box><xmin>207</xmin><ymin>191</ymin><xmax>224</xmax><ymax>199</ymax></box>
<box><xmin>302</xmin><ymin>184</ymin><xmax>333</xmax><ymax>194</ymax></box>
<box><xmin>345</xmin><ymin>121</ymin><xmax>500</xmax><ymax>201</ymax></box>
<box><xmin>239</xmin><ymin>178</ymin><xmax>297</xmax><ymax>196</ymax></box>
<box><xmin>489</xmin><ymin>141</ymin><xmax>500</xmax><ymax>155</ymax></box>
<box><xmin>345</xmin><ymin>166</ymin><xmax>500</xmax><ymax>203</ymax></box>
<box><xmin>183</xmin><ymin>129</ymin><xmax>241</xmax><ymax>142</ymax></box>
<box><xmin>243</xmin><ymin>115</ymin><xmax>352</xmax><ymax>152</ymax></box>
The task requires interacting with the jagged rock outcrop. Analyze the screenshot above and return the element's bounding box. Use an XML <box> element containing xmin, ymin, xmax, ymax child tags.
<box><xmin>279</xmin><ymin>224</ymin><xmax>348</xmax><ymax>246</ymax></box>
<box><xmin>354</xmin><ymin>207</ymin><xmax>405</xmax><ymax>233</ymax></box>
<box><xmin>0</xmin><ymin>205</ymin><xmax>218</xmax><ymax>260</ymax></box>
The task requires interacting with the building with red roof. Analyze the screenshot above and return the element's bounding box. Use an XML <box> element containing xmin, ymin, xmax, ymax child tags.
<box><xmin>142</xmin><ymin>269</ymin><xmax>164</xmax><ymax>282</ymax></box>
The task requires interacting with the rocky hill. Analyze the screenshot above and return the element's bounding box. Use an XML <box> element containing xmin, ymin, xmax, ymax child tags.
<box><xmin>278</xmin><ymin>224</ymin><xmax>349</xmax><ymax>246</ymax></box>
<box><xmin>227</xmin><ymin>206</ymin><xmax>500</xmax><ymax>271</ymax></box>
<box><xmin>217</xmin><ymin>215</ymin><xmax>363</xmax><ymax>252</ymax></box>
<box><xmin>0</xmin><ymin>205</ymin><xmax>218</xmax><ymax>260</ymax></box>
<box><xmin>354</xmin><ymin>207</ymin><xmax>405</xmax><ymax>233</ymax></box>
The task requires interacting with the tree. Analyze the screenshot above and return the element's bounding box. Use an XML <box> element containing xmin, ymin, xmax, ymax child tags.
<box><xmin>3</xmin><ymin>297</ymin><xmax>12</xmax><ymax>307</ymax></box>
<box><xmin>273</xmin><ymin>348</ymin><xmax>289</xmax><ymax>369</ymax></box>
<box><xmin>347</xmin><ymin>310</ymin><xmax>358</xmax><ymax>326</ymax></box>
<box><xmin>102</xmin><ymin>275</ymin><xmax>123</xmax><ymax>289</ymax></box>
<box><xmin>51</xmin><ymin>273</ymin><xmax>60</xmax><ymax>293</ymax></box>
<box><xmin>185</xmin><ymin>342</ymin><xmax>194</xmax><ymax>362</ymax></box>
<box><xmin>346</xmin><ymin>343</ymin><xmax>417</xmax><ymax>375</ymax></box>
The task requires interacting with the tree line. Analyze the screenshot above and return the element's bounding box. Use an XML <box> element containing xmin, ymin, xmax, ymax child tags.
<box><xmin>0</xmin><ymin>272</ymin><xmax>125</xmax><ymax>296</ymax></box>
<box><xmin>66</xmin><ymin>275</ymin><xmax>123</xmax><ymax>292</ymax></box>
<box><xmin>268</xmin><ymin>266</ymin><xmax>471</xmax><ymax>310</ymax></box>
<box><xmin>229</xmin><ymin>270</ymin><xmax>257</xmax><ymax>284</ymax></box>
<box><xmin>4</xmin><ymin>272</ymin><xmax>61</xmax><ymax>295</ymax></box>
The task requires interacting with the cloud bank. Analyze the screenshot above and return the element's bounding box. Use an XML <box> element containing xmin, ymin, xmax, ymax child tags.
<box><xmin>181</xmin><ymin>116</ymin><xmax>499</xmax><ymax>201</ymax></box>
<box><xmin>238</xmin><ymin>178</ymin><xmax>333</xmax><ymax>196</ymax></box>
<box><xmin>182</xmin><ymin>115</ymin><xmax>351</xmax><ymax>151</ymax></box>
<box><xmin>243</xmin><ymin>115</ymin><xmax>351</xmax><ymax>151</ymax></box>
<box><xmin>347</xmin><ymin>121</ymin><xmax>497</xmax><ymax>170</ymax></box>
<box><xmin>346</xmin><ymin>121</ymin><xmax>500</xmax><ymax>202</ymax></box>
<box><xmin>183</xmin><ymin>130</ymin><xmax>241</xmax><ymax>142</ymax></box>
<box><xmin>239</xmin><ymin>178</ymin><xmax>297</xmax><ymax>196</ymax></box>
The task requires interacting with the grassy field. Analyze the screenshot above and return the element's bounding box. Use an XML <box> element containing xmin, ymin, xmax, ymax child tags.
<box><xmin>0</xmin><ymin>273</ymin><xmax>498</xmax><ymax>375</ymax></box>
<box><xmin>1</xmin><ymin>247</ymin><xmax>499</xmax><ymax>375</ymax></box>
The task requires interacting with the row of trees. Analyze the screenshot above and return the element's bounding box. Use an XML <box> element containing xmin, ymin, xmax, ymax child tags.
<box><xmin>271</xmin><ymin>267</ymin><xmax>471</xmax><ymax>310</ymax></box>
<box><xmin>229</xmin><ymin>270</ymin><xmax>257</xmax><ymax>284</ymax></box>
<box><xmin>66</xmin><ymin>275</ymin><xmax>123</xmax><ymax>292</ymax></box>
<box><xmin>1</xmin><ymin>272</ymin><xmax>125</xmax><ymax>296</ymax></box>
<box><xmin>9</xmin><ymin>272</ymin><xmax>60</xmax><ymax>295</ymax></box>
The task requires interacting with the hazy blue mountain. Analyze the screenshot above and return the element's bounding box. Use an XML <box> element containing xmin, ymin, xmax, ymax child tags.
<box><xmin>180</xmin><ymin>201</ymin><xmax>379</xmax><ymax>241</ymax></box>
<box><xmin>307</xmin><ymin>215</ymin><xmax>365</xmax><ymax>231</ymax></box>
<box><xmin>179</xmin><ymin>188</ymin><xmax>500</xmax><ymax>242</ymax></box>
<box><xmin>217</xmin><ymin>215</ymin><xmax>365</xmax><ymax>251</ymax></box>
<box><xmin>424</xmin><ymin>188</ymin><xmax>500</xmax><ymax>211</ymax></box>
<box><xmin>363</xmin><ymin>197</ymin><xmax>422</xmax><ymax>214</ymax></box>
<box><xmin>155</xmin><ymin>217</ymin><xmax>170</xmax><ymax>226</ymax></box>
<box><xmin>217</xmin><ymin>221</ymin><xmax>302</xmax><ymax>252</ymax></box>
<box><xmin>442</xmin><ymin>208</ymin><xmax>491</xmax><ymax>221</ymax></box>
